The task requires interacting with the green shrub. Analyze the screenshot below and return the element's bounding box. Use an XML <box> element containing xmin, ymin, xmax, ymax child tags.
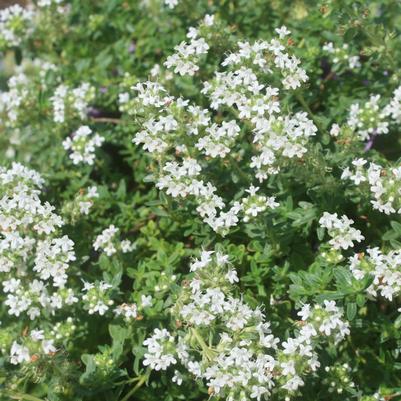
<box><xmin>1</xmin><ymin>1</ymin><xmax>401</xmax><ymax>401</ymax></box>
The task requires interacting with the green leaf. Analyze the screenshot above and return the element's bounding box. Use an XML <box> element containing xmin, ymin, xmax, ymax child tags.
<box><xmin>346</xmin><ymin>302</ymin><xmax>357</xmax><ymax>320</ymax></box>
<box><xmin>395</xmin><ymin>315</ymin><xmax>401</xmax><ymax>329</ymax></box>
<box><xmin>344</xmin><ymin>27</ymin><xmax>358</xmax><ymax>41</ymax></box>
<box><xmin>390</xmin><ymin>221</ymin><xmax>401</xmax><ymax>234</ymax></box>
<box><xmin>109</xmin><ymin>324</ymin><xmax>129</xmax><ymax>343</ymax></box>
<box><xmin>356</xmin><ymin>293</ymin><xmax>366</xmax><ymax>307</ymax></box>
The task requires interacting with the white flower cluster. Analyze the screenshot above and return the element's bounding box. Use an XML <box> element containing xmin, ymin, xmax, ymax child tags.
<box><xmin>0</xmin><ymin>61</ymin><xmax>57</xmax><ymax>129</ymax></box>
<box><xmin>9</xmin><ymin>341</ymin><xmax>30</xmax><ymax>365</ymax></box>
<box><xmin>10</xmin><ymin>329</ymin><xmax>57</xmax><ymax>365</ymax></box>
<box><xmin>37</xmin><ymin>0</ymin><xmax>64</xmax><ymax>7</ymax></box>
<box><xmin>347</xmin><ymin>95</ymin><xmax>389</xmax><ymax>141</ymax></box>
<box><xmin>0</xmin><ymin>1</ymin><xmax>71</xmax><ymax>50</ymax></box>
<box><xmin>248</xmin><ymin>111</ymin><xmax>316</xmax><ymax>180</ymax></box>
<box><xmin>143</xmin><ymin>250</ymin><xmax>350</xmax><ymax>400</ymax></box>
<box><xmin>322</xmin><ymin>42</ymin><xmax>361</xmax><ymax>70</ymax></box>
<box><xmin>296</xmin><ymin>301</ymin><xmax>350</xmax><ymax>345</ymax></box>
<box><xmin>63</xmin><ymin>126</ymin><xmax>104</xmax><ymax>165</ymax></box>
<box><xmin>114</xmin><ymin>303</ymin><xmax>138</xmax><ymax>320</ymax></box>
<box><xmin>384</xmin><ymin>85</ymin><xmax>401</xmax><ymax>123</ymax></box>
<box><xmin>7</xmin><ymin>318</ymin><xmax>76</xmax><ymax>366</ymax></box>
<box><xmin>0</xmin><ymin>72</ymin><xmax>30</xmax><ymax>127</ymax></box>
<box><xmin>319</xmin><ymin>212</ymin><xmax>364</xmax><ymax>250</ymax></box>
<box><xmin>122</xmin><ymin>22</ymin><xmax>315</xmax><ymax>234</ymax></box>
<box><xmin>114</xmin><ymin>294</ymin><xmax>152</xmax><ymax>321</ymax></box>
<box><xmin>0</xmin><ymin>5</ymin><xmax>33</xmax><ymax>49</ymax></box>
<box><xmin>82</xmin><ymin>281</ymin><xmax>114</xmax><ymax>315</ymax></box>
<box><xmin>276</xmin><ymin>300</ymin><xmax>350</xmax><ymax>393</ymax></box>
<box><xmin>164</xmin><ymin>15</ymin><xmax>213</xmax><ymax>76</ymax></box>
<box><xmin>50</xmin><ymin>317</ymin><xmax>77</xmax><ymax>341</ymax></box>
<box><xmin>51</xmin><ymin>82</ymin><xmax>95</xmax><ymax>124</ymax></box>
<box><xmin>323</xmin><ymin>363</ymin><xmax>355</xmax><ymax>395</ymax></box>
<box><xmin>143</xmin><ymin>328</ymin><xmax>177</xmax><ymax>371</ymax></box>
<box><xmin>214</xmin><ymin>26</ymin><xmax>308</xmax><ymax>90</ymax></box>
<box><xmin>77</xmin><ymin>186</ymin><xmax>99</xmax><ymax>215</ymax></box>
<box><xmin>61</xmin><ymin>186</ymin><xmax>99</xmax><ymax>223</ymax></box>
<box><xmin>36</xmin><ymin>0</ymin><xmax>68</xmax><ymax>15</ymax></box>
<box><xmin>241</xmin><ymin>186</ymin><xmax>279</xmax><ymax>223</ymax></box>
<box><xmin>93</xmin><ymin>224</ymin><xmax>135</xmax><ymax>256</ymax></box>
<box><xmin>195</xmin><ymin>120</ymin><xmax>240</xmax><ymax>158</ymax></box>
<box><xmin>360</xmin><ymin>393</ymin><xmax>386</xmax><ymax>401</ymax></box>
<box><xmin>349</xmin><ymin>248</ymin><xmax>401</xmax><ymax>301</ymax></box>
<box><xmin>0</xmin><ymin>163</ymin><xmax>78</xmax><ymax>322</ymax></box>
<box><xmin>164</xmin><ymin>0</ymin><xmax>179</xmax><ymax>8</ymax></box>
<box><xmin>332</xmin><ymin>87</ymin><xmax>401</xmax><ymax>143</ymax></box>
<box><xmin>342</xmin><ymin>159</ymin><xmax>401</xmax><ymax>215</ymax></box>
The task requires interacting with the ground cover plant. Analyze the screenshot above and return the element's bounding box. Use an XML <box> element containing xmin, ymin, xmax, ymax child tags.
<box><xmin>1</xmin><ymin>0</ymin><xmax>401</xmax><ymax>400</ymax></box>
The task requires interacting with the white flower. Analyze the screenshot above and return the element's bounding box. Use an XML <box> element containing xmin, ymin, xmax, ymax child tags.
<box><xmin>3</xmin><ymin>278</ymin><xmax>20</xmax><ymax>293</ymax></box>
<box><xmin>10</xmin><ymin>341</ymin><xmax>30</xmax><ymax>365</ymax></box>
<box><xmin>121</xmin><ymin>239</ymin><xmax>135</xmax><ymax>253</ymax></box>
<box><xmin>31</xmin><ymin>329</ymin><xmax>45</xmax><ymax>341</ymax></box>
<box><xmin>297</xmin><ymin>304</ymin><xmax>311</xmax><ymax>321</ymax></box>
<box><xmin>42</xmin><ymin>339</ymin><xmax>56</xmax><ymax>354</ymax></box>
<box><xmin>330</xmin><ymin>123</ymin><xmax>341</xmax><ymax>137</ymax></box>
<box><xmin>282</xmin><ymin>375</ymin><xmax>304</xmax><ymax>391</ymax></box>
<box><xmin>93</xmin><ymin>225</ymin><xmax>119</xmax><ymax>255</ymax></box>
<box><xmin>141</xmin><ymin>295</ymin><xmax>153</xmax><ymax>308</ymax></box>
<box><xmin>164</xmin><ymin>0</ymin><xmax>179</xmax><ymax>8</ymax></box>
<box><xmin>114</xmin><ymin>303</ymin><xmax>138</xmax><ymax>320</ymax></box>
<box><xmin>225</xmin><ymin>269</ymin><xmax>239</xmax><ymax>283</ymax></box>
<box><xmin>172</xmin><ymin>370</ymin><xmax>183</xmax><ymax>385</ymax></box>
<box><xmin>275</xmin><ymin>26</ymin><xmax>291</xmax><ymax>39</ymax></box>
<box><xmin>384</xmin><ymin>85</ymin><xmax>401</xmax><ymax>123</ymax></box>
<box><xmin>63</xmin><ymin>126</ymin><xmax>104</xmax><ymax>165</ymax></box>
<box><xmin>281</xmin><ymin>360</ymin><xmax>296</xmax><ymax>375</ymax></box>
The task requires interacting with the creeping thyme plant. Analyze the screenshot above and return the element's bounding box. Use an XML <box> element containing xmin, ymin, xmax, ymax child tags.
<box><xmin>1</xmin><ymin>1</ymin><xmax>401</xmax><ymax>401</ymax></box>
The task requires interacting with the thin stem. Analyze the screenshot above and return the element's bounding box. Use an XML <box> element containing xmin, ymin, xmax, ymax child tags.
<box><xmin>228</xmin><ymin>155</ymin><xmax>248</xmax><ymax>182</ymax></box>
<box><xmin>191</xmin><ymin>328</ymin><xmax>215</xmax><ymax>361</ymax></box>
<box><xmin>90</xmin><ymin>117</ymin><xmax>124</xmax><ymax>124</ymax></box>
<box><xmin>384</xmin><ymin>392</ymin><xmax>401</xmax><ymax>401</ymax></box>
<box><xmin>115</xmin><ymin>376</ymin><xmax>141</xmax><ymax>386</ymax></box>
<box><xmin>7</xmin><ymin>392</ymin><xmax>45</xmax><ymax>401</ymax></box>
<box><xmin>120</xmin><ymin>373</ymin><xmax>148</xmax><ymax>401</ymax></box>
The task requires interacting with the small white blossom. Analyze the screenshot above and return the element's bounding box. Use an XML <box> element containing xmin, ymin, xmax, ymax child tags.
<box><xmin>63</xmin><ymin>126</ymin><xmax>104</xmax><ymax>165</ymax></box>
<box><xmin>319</xmin><ymin>212</ymin><xmax>364</xmax><ymax>250</ymax></box>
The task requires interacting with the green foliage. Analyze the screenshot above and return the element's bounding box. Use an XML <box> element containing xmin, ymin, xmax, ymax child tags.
<box><xmin>1</xmin><ymin>0</ymin><xmax>401</xmax><ymax>401</ymax></box>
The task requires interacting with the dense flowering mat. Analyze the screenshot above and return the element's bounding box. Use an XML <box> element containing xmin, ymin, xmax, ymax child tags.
<box><xmin>1</xmin><ymin>1</ymin><xmax>401</xmax><ymax>401</ymax></box>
